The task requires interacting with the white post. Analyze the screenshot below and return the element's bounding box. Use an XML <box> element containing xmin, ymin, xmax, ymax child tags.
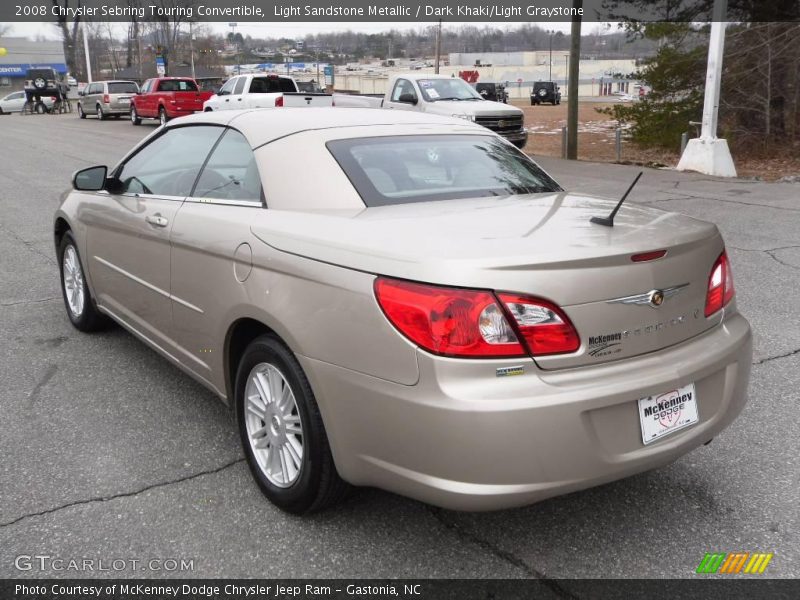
<box><xmin>677</xmin><ymin>0</ymin><xmax>736</xmax><ymax>177</ymax></box>
<box><xmin>189</xmin><ymin>22</ymin><xmax>196</xmax><ymax>80</ymax></box>
<box><xmin>82</xmin><ymin>20</ymin><xmax>93</xmax><ymax>83</ymax></box>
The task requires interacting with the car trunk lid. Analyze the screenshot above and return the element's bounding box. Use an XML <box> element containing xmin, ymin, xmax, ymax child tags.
<box><xmin>251</xmin><ymin>193</ymin><xmax>725</xmax><ymax>369</ymax></box>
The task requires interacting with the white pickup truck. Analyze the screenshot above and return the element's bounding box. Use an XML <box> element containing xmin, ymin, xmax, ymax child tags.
<box><xmin>333</xmin><ymin>73</ymin><xmax>528</xmax><ymax>148</ymax></box>
<box><xmin>203</xmin><ymin>74</ymin><xmax>332</xmax><ymax>111</ymax></box>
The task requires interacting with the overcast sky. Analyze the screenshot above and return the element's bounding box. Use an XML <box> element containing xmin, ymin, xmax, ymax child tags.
<box><xmin>3</xmin><ymin>20</ymin><xmax>582</xmax><ymax>41</ymax></box>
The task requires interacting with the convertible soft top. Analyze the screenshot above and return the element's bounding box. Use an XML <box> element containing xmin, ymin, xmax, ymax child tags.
<box><xmin>171</xmin><ymin>107</ymin><xmax>484</xmax><ymax>149</ymax></box>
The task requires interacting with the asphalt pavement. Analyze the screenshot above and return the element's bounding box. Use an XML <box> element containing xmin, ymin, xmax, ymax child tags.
<box><xmin>0</xmin><ymin>112</ymin><xmax>798</xmax><ymax>582</ymax></box>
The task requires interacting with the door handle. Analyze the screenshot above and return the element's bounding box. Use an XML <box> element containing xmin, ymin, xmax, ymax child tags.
<box><xmin>145</xmin><ymin>214</ymin><xmax>169</xmax><ymax>227</ymax></box>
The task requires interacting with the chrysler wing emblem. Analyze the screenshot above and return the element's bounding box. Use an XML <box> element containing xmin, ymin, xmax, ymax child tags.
<box><xmin>606</xmin><ymin>283</ymin><xmax>689</xmax><ymax>308</ymax></box>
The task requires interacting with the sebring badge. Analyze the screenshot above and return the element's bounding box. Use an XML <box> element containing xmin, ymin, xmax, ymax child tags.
<box><xmin>606</xmin><ymin>283</ymin><xmax>689</xmax><ymax>308</ymax></box>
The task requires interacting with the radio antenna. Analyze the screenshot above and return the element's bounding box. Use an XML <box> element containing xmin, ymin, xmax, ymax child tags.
<box><xmin>590</xmin><ymin>171</ymin><xmax>643</xmax><ymax>227</ymax></box>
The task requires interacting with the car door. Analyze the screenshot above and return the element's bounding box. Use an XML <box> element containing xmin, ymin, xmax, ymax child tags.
<box><xmin>136</xmin><ymin>79</ymin><xmax>151</xmax><ymax>115</ymax></box>
<box><xmin>383</xmin><ymin>78</ymin><xmax>419</xmax><ymax>111</ymax></box>
<box><xmin>169</xmin><ymin>127</ymin><xmax>265</xmax><ymax>391</ymax></box>
<box><xmin>229</xmin><ymin>76</ymin><xmax>247</xmax><ymax>108</ymax></box>
<box><xmin>81</xmin><ymin>125</ymin><xmax>225</xmax><ymax>356</ymax></box>
<box><xmin>140</xmin><ymin>79</ymin><xmax>157</xmax><ymax>116</ymax></box>
<box><xmin>82</xmin><ymin>82</ymin><xmax>98</xmax><ymax>111</ymax></box>
<box><xmin>214</xmin><ymin>77</ymin><xmax>238</xmax><ymax>110</ymax></box>
<box><xmin>3</xmin><ymin>91</ymin><xmax>25</xmax><ymax>111</ymax></box>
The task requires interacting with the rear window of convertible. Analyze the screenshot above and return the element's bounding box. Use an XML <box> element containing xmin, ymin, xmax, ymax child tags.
<box><xmin>326</xmin><ymin>135</ymin><xmax>562</xmax><ymax>207</ymax></box>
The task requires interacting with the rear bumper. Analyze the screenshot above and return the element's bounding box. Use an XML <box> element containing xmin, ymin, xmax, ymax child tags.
<box><xmin>166</xmin><ymin>106</ymin><xmax>202</xmax><ymax>118</ymax></box>
<box><xmin>102</xmin><ymin>102</ymin><xmax>132</xmax><ymax>115</ymax></box>
<box><xmin>301</xmin><ymin>312</ymin><xmax>752</xmax><ymax>511</ymax></box>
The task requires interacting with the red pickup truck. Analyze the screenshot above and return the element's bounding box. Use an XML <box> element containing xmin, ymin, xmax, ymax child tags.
<box><xmin>130</xmin><ymin>77</ymin><xmax>213</xmax><ymax>126</ymax></box>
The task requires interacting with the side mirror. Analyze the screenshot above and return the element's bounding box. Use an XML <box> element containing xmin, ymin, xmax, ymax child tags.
<box><xmin>73</xmin><ymin>166</ymin><xmax>108</xmax><ymax>191</ymax></box>
<box><xmin>77</xmin><ymin>91</ymin><xmax>84</xmax><ymax>96</ymax></box>
<box><xmin>398</xmin><ymin>93</ymin><xmax>417</xmax><ymax>105</ymax></box>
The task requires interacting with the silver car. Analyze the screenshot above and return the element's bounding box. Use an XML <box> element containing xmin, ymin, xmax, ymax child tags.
<box><xmin>0</xmin><ymin>90</ymin><xmax>55</xmax><ymax>114</ymax></box>
<box><xmin>55</xmin><ymin>109</ymin><xmax>752</xmax><ymax>513</ymax></box>
<box><xmin>77</xmin><ymin>80</ymin><xmax>139</xmax><ymax>120</ymax></box>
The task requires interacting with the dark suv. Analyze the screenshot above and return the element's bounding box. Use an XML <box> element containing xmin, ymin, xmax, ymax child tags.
<box><xmin>531</xmin><ymin>81</ymin><xmax>561</xmax><ymax>105</ymax></box>
<box><xmin>24</xmin><ymin>68</ymin><xmax>69</xmax><ymax>111</ymax></box>
<box><xmin>474</xmin><ymin>82</ymin><xmax>508</xmax><ymax>104</ymax></box>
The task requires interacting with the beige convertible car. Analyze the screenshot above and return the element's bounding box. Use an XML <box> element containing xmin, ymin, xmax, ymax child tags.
<box><xmin>55</xmin><ymin>109</ymin><xmax>752</xmax><ymax>513</ymax></box>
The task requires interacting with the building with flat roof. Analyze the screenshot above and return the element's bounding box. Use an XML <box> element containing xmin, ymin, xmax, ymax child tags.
<box><xmin>0</xmin><ymin>37</ymin><xmax>68</xmax><ymax>91</ymax></box>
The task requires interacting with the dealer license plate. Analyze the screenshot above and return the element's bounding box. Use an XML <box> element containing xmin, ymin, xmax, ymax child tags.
<box><xmin>637</xmin><ymin>383</ymin><xmax>699</xmax><ymax>445</ymax></box>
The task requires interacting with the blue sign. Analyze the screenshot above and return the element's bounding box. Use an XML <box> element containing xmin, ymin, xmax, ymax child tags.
<box><xmin>0</xmin><ymin>63</ymin><xmax>68</xmax><ymax>76</ymax></box>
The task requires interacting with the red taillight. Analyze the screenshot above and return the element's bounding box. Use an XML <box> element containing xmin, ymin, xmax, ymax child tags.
<box><xmin>274</xmin><ymin>96</ymin><xmax>284</xmax><ymax>107</ymax></box>
<box><xmin>374</xmin><ymin>278</ymin><xmax>581</xmax><ymax>359</ymax></box>
<box><xmin>103</xmin><ymin>94</ymin><xmax>110</xmax><ymax>104</ymax></box>
<box><xmin>704</xmin><ymin>251</ymin><xmax>735</xmax><ymax>317</ymax></box>
<box><xmin>631</xmin><ymin>250</ymin><xmax>667</xmax><ymax>262</ymax></box>
<box><xmin>497</xmin><ymin>293</ymin><xmax>581</xmax><ymax>356</ymax></box>
<box><xmin>374</xmin><ymin>278</ymin><xmax>525</xmax><ymax>358</ymax></box>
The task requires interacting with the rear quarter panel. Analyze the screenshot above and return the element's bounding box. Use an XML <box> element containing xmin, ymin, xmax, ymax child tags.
<box><xmin>168</xmin><ymin>203</ymin><xmax>420</xmax><ymax>402</ymax></box>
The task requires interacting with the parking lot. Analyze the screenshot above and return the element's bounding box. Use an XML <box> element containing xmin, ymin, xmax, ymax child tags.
<box><xmin>0</xmin><ymin>113</ymin><xmax>798</xmax><ymax>581</ymax></box>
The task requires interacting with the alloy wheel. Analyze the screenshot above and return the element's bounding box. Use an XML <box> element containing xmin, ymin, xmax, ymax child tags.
<box><xmin>244</xmin><ymin>362</ymin><xmax>304</xmax><ymax>488</ymax></box>
<box><xmin>62</xmin><ymin>245</ymin><xmax>85</xmax><ymax>318</ymax></box>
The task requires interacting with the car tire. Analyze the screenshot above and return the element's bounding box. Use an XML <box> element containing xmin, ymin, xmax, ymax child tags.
<box><xmin>34</xmin><ymin>77</ymin><xmax>47</xmax><ymax>90</ymax></box>
<box><xmin>158</xmin><ymin>107</ymin><xmax>168</xmax><ymax>126</ymax></box>
<box><xmin>130</xmin><ymin>106</ymin><xmax>141</xmax><ymax>125</ymax></box>
<box><xmin>96</xmin><ymin>105</ymin><xmax>105</xmax><ymax>120</ymax></box>
<box><xmin>58</xmin><ymin>232</ymin><xmax>108</xmax><ymax>332</ymax></box>
<box><xmin>77</xmin><ymin>103</ymin><xmax>85</xmax><ymax>119</ymax></box>
<box><xmin>236</xmin><ymin>335</ymin><xmax>350</xmax><ymax>514</ymax></box>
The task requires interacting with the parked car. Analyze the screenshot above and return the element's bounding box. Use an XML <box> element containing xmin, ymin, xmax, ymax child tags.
<box><xmin>202</xmin><ymin>74</ymin><xmax>332</xmax><ymax>111</ymax></box>
<box><xmin>77</xmin><ymin>80</ymin><xmax>140</xmax><ymax>120</ymax></box>
<box><xmin>0</xmin><ymin>90</ymin><xmax>55</xmax><ymax>114</ymax></box>
<box><xmin>56</xmin><ymin>108</ymin><xmax>751</xmax><ymax>514</ymax></box>
<box><xmin>531</xmin><ymin>81</ymin><xmax>561</xmax><ymax>105</ymax></box>
<box><xmin>130</xmin><ymin>77</ymin><xmax>214</xmax><ymax>126</ymax></box>
<box><xmin>334</xmin><ymin>73</ymin><xmax>528</xmax><ymax>149</ymax></box>
<box><xmin>474</xmin><ymin>82</ymin><xmax>508</xmax><ymax>103</ymax></box>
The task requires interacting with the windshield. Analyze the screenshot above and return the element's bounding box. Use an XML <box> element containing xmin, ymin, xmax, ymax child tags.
<box><xmin>417</xmin><ymin>78</ymin><xmax>483</xmax><ymax>102</ymax></box>
<box><xmin>327</xmin><ymin>135</ymin><xmax>562</xmax><ymax>207</ymax></box>
<box><xmin>108</xmin><ymin>82</ymin><xmax>138</xmax><ymax>94</ymax></box>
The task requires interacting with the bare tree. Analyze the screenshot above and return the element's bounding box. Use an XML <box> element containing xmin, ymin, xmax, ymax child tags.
<box><xmin>148</xmin><ymin>0</ymin><xmax>198</xmax><ymax>73</ymax></box>
<box><xmin>51</xmin><ymin>0</ymin><xmax>82</xmax><ymax>76</ymax></box>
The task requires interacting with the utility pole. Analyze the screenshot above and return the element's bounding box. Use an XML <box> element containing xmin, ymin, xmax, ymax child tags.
<box><xmin>566</xmin><ymin>0</ymin><xmax>582</xmax><ymax>160</ymax></box>
<box><xmin>548</xmin><ymin>30</ymin><xmax>553</xmax><ymax>81</ymax></box>
<box><xmin>434</xmin><ymin>19</ymin><xmax>442</xmax><ymax>74</ymax></box>
<box><xmin>136</xmin><ymin>21</ymin><xmax>143</xmax><ymax>83</ymax></box>
<box><xmin>677</xmin><ymin>0</ymin><xmax>736</xmax><ymax>176</ymax></box>
<box><xmin>81</xmin><ymin>20</ymin><xmax>93</xmax><ymax>83</ymax></box>
<box><xmin>189</xmin><ymin>21</ymin><xmax>196</xmax><ymax>79</ymax></box>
